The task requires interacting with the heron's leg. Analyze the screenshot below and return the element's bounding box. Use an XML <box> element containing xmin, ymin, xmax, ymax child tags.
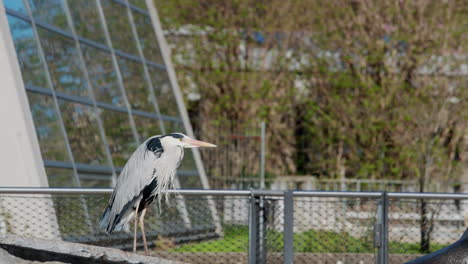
<box><xmin>133</xmin><ymin>202</ymin><xmax>140</xmax><ymax>253</ymax></box>
<box><xmin>139</xmin><ymin>208</ymin><xmax>149</xmax><ymax>255</ymax></box>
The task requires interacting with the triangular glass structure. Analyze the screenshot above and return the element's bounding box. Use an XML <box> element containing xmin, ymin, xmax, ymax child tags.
<box><xmin>1</xmin><ymin>0</ymin><xmax>218</xmax><ymax>247</ymax></box>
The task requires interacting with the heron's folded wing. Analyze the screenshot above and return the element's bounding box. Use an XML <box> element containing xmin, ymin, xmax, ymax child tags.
<box><xmin>103</xmin><ymin>138</ymin><xmax>160</xmax><ymax>231</ymax></box>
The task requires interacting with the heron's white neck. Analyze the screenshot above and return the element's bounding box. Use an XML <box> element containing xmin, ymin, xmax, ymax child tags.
<box><xmin>153</xmin><ymin>146</ymin><xmax>184</xmax><ymax>203</ymax></box>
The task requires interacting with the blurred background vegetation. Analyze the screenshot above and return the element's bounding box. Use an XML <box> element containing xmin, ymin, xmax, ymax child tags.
<box><xmin>156</xmin><ymin>0</ymin><xmax>467</xmax><ymax>189</ymax></box>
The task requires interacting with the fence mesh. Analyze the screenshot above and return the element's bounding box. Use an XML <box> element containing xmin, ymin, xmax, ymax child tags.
<box><xmin>293</xmin><ymin>197</ymin><xmax>378</xmax><ymax>264</ymax></box>
<box><xmin>388</xmin><ymin>198</ymin><xmax>468</xmax><ymax>263</ymax></box>
<box><xmin>1</xmin><ymin>191</ymin><xmax>467</xmax><ymax>263</ymax></box>
<box><xmin>249</xmin><ymin>197</ymin><xmax>285</xmax><ymax>263</ymax></box>
<box><xmin>0</xmin><ymin>193</ymin><xmax>251</xmax><ymax>264</ymax></box>
<box><xmin>193</xmin><ymin>121</ymin><xmax>264</xmax><ymax>190</ymax></box>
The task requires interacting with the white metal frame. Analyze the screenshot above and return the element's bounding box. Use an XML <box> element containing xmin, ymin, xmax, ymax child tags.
<box><xmin>0</xmin><ymin>3</ymin><xmax>61</xmax><ymax>239</ymax></box>
<box><xmin>0</xmin><ymin>2</ymin><xmax>48</xmax><ymax>187</ymax></box>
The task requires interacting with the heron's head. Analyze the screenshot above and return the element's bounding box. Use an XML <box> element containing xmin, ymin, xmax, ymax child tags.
<box><xmin>162</xmin><ymin>133</ymin><xmax>216</xmax><ymax>149</ymax></box>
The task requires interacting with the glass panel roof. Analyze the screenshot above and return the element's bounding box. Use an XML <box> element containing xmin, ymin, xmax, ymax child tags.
<box><xmin>27</xmin><ymin>92</ymin><xmax>70</xmax><ymax>162</ymax></box>
<box><xmin>28</xmin><ymin>0</ymin><xmax>69</xmax><ymax>31</ymax></box>
<box><xmin>38</xmin><ymin>28</ymin><xmax>90</xmax><ymax>97</ymax></box>
<box><xmin>117</xmin><ymin>57</ymin><xmax>154</xmax><ymax>111</ymax></box>
<box><xmin>3</xmin><ymin>0</ymin><xmax>202</xmax><ymax>189</ymax></box>
<box><xmin>101</xmin><ymin>0</ymin><xmax>138</xmax><ymax>55</ymax></box>
<box><xmin>2</xmin><ymin>0</ymin><xmax>214</xmax><ymax>246</ymax></box>
<box><xmin>101</xmin><ymin>109</ymin><xmax>137</xmax><ymax>167</ymax></box>
<box><xmin>59</xmin><ymin>100</ymin><xmax>109</xmax><ymax>166</ymax></box>
<box><xmin>67</xmin><ymin>1</ymin><xmax>106</xmax><ymax>44</ymax></box>
<box><xmin>82</xmin><ymin>45</ymin><xmax>124</xmax><ymax>106</ymax></box>
<box><xmin>7</xmin><ymin>16</ymin><xmax>48</xmax><ymax>88</ymax></box>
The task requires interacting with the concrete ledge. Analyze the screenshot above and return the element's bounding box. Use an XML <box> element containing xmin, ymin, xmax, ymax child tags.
<box><xmin>0</xmin><ymin>247</ymin><xmax>63</xmax><ymax>264</ymax></box>
<box><xmin>0</xmin><ymin>234</ymin><xmax>185</xmax><ymax>264</ymax></box>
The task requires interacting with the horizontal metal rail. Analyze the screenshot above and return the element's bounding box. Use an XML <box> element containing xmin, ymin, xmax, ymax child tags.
<box><xmin>293</xmin><ymin>190</ymin><xmax>382</xmax><ymax>198</ymax></box>
<box><xmin>0</xmin><ymin>188</ymin><xmax>245</xmax><ymax>195</ymax></box>
<box><xmin>0</xmin><ymin>188</ymin><xmax>467</xmax><ymax>199</ymax></box>
<box><xmin>0</xmin><ymin>188</ymin><xmax>113</xmax><ymax>195</ymax></box>
<box><xmin>388</xmin><ymin>192</ymin><xmax>468</xmax><ymax>199</ymax></box>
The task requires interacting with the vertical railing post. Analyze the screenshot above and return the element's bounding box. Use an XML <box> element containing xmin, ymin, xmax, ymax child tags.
<box><xmin>375</xmin><ymin>192</ymin><xmax>389</xmax><ymax>264</ymax></box>
<box><xmin>258</xmin><ymin>197</ymin><xmax>267</xmax><ymax>264</ymax></box>
<box><xmin>284</xmin><ymin>190</ymin><xmax>294</xmax><ymax>264</ymax></box>
<box><xmin>260</xmin><ymin>121</ymin><xmax>266</xmax><ymax>189</ymax></box>
<box><xmin>249</xmin><ymin>191</ymin><xmax>258</xmax><ymax>264</ymax></box>
<box><xmin>383</xmin><ymin>192</ymin><xmax>389</xmax><ymax>264</ymax></box>
<box><xmin>249</xmin><ymin>190</ymin><xmax>267</xmax><ymax>264</ymax></box>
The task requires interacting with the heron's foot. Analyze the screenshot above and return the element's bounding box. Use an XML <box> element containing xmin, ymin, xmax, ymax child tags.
<box><xmin>143</xmin><ymin>242</ymin><xmax>149</xmax><ymax>255</ymax></box>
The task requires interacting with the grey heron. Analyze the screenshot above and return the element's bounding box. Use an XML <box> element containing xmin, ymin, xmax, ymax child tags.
<box><xmin>99</xmin><ymin>133</ymin><xmax>216</xmax><ymax>255</ymax></box>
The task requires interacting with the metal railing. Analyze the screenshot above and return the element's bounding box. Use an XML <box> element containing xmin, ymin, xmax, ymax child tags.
<box><xmin>1</xmin><ymin>188</ymin><xmax>468</xmax><ymax>264</ymax></box>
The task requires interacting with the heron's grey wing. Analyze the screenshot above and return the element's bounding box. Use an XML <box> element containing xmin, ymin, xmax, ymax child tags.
<box><xmin>100</xmin><ymin>137</ymin><xmax>160</xmax><ymax>233</ymax></box>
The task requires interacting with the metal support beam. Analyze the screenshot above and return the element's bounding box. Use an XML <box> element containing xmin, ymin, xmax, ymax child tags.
<box><xmin>248</xmin><ymin>191</ymin><xmax>267</xmax><ymax>264</ymax></box>
<box><xmin>258</xmin><ymin>197</ymin><xmax>267</xmax><ymax>264</ymax></box>
<box><xmin>284</xmin><ymin>190</ymin><xmax>294</xmax><ymax>264</ymax></box>
<box><xmin>260</xmin><ymin>122</ymin><xmax>266</xmax><ymax>189</ymax></box>
<box><xmin>248</xmin><ymin>191</ymin><xmax>258</xmax><ymax>264</ymax></box>
<box><xmin>375</xmin><ymin>191</ymin><xmax>389</xmax><ymax>264</ymax></box>
<box><xmin>146</xmin><ymin>0</ymin><xmax>223</xmax><ymax>237</ymax></box>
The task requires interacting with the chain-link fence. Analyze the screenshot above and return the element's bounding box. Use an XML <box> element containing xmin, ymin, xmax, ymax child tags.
<box><xmin>192</xmin><ymin>120</ymin><xmax>266</xmax><ymax>190</ymax></box>
<box><xmin>388</xmin><ymin>195</ymin><xmax>468</xmax><ymax>264</ymax></box>
<box><xmin>0</xmin><ymin>189</ymin><xmax>467</xmax><ymax>263</ymax></box>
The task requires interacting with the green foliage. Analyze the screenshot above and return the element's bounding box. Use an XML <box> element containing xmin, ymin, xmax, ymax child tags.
<box><xmin>294</xmin><ymin>230</ymin><xmax>374</xmax><ymax>253</ymax></box>
<box><xmin>157</xmin><ymin>0</ymin><xmax>467</xmax><ymax>182</ymax></box>
<box><xmin>172</xmin><ymin>225</ymin><xmax>448</xmax><ymax>254</ymax></box>
<box><xmin>173</xmin><ymin>225</ymin><xmax>249</xmax><ymax>252</ymax></box>
<box><xmin>389</xmin><ymin>241</ymin><xmax>447</xmax><ymax>255</ymax></box>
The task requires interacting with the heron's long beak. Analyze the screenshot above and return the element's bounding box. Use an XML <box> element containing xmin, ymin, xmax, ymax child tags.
<box><xmin>183</xmin><ymin>138</ymin><xmax>217</xmax><ymax>148</ymax></box>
